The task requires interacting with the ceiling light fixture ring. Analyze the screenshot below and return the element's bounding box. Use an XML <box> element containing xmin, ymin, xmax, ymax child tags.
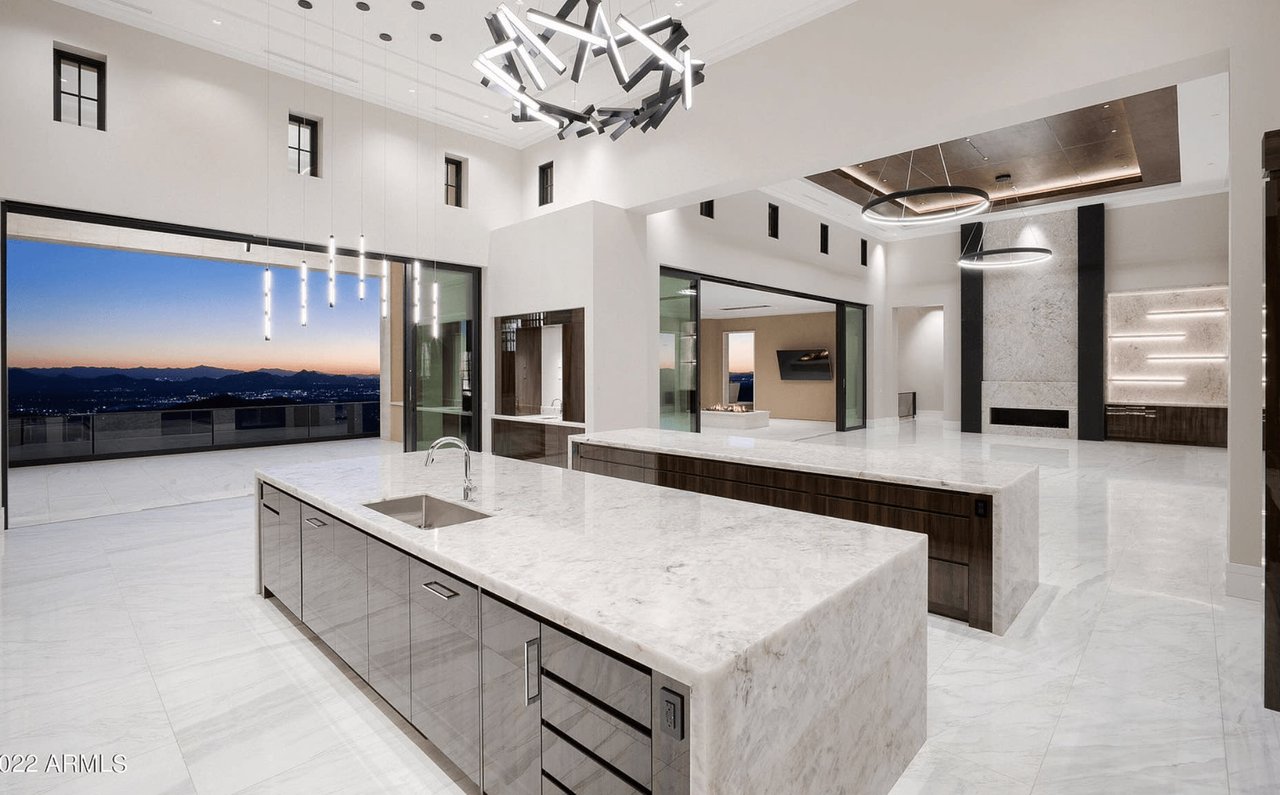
<box><xmin>957</xmin><ymin>246</ymin><xmax>1054</xmax><ymax>269</ymax></box>
<box><xmin>861</xmin><ymin>185</ymin><xmax>991</xmax><ymax>227</ymax></box>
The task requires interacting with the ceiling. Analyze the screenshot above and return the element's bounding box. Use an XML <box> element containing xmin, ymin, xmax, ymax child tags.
<box><xmin>54</xmin><ymin>0</ymin><xmax>860</xmax><ymax>148</ymax></box>
<box><xmin>807</xmin><ymin>87</ymin><xmax>1182</xmax><ymax>220</ymax></box>
<box><xmin>769</xmin><ymin>73</ymin><xmax>1229</xmax><ymax>239</ymax></box>
<box><xmin>700</xmin><ymin>282</ymin><xmax>834</xmax><ymax>320</ymax></box>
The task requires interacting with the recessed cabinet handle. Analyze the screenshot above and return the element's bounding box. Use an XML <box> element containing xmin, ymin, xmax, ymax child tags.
<box><xmin>422</xmin><ymin>581</ymin><xmax>458</xmax><ymax>600</ymax></box>
<box><xmin>262</xmin><ymin>504</ymin><xmax>280</xmax><ymax>516</ymax></box>
<box><xmin>524</xmin><ymin>637</ymin><xmax>541</xmax><ymax>705</ymax></box>
<box><xmin>305</xmin><ymin>517</ymin><xmax>327</xmax><ymax>528</ymax></box>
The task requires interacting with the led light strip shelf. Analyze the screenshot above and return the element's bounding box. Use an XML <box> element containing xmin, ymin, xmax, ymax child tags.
<box><xmin>1106</xmin><ymin>285</ymin><xmax>1229</xmax><ymax>406</ymax></box>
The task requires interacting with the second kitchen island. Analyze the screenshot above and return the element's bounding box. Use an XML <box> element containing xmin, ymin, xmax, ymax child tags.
<box><xmin>256</xmin><ymin>448</ymin><xmax>926</xmax><ymax>795</ymax></box>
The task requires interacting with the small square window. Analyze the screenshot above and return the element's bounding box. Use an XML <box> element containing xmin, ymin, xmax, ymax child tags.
<box><xmin>820</xmin><ymin>223</ymin><xmax>830</xmax><ymax>255</ymax></box>
<box><xmin>538</xmin><ymin>161</ymin><xmax>554</xmax><ymax>206</ymax></box>
<box><xmin>699</xmin><ymin>200</ymin><xmax>715</xmax><ymax>219</ymax></box>
<box><xmin>288</xmin><ymin>115</ymin><xmax>320</xmax><ymax>177</ymax></box>
<box><xmin>54</xmin><ymin>49</ymin><xmax>106</xmax><ymax>131</ymax></box>
<box><xmin>860</xmin><ymin>238</ymin><xmax>868</xmax><ymax>267</ymax></box>
<box><xmin>445</xmin><ymin>156</ymin><xmax>465</xmax><ymax>208</ymax></box>
<box><xmin>767</xmin><ymin>203</ymin><xmax>779</xmax><ymax>239</ymax></box>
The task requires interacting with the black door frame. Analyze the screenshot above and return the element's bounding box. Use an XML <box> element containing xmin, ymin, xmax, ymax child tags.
<box><xmin>1263</xmin><ymin>129</ymin><xmax>1280</xmax><ymax>712</ymax></box>
<box><xmin>658</xmin><ymin>266</ymin><xmax>868</xmax><ymax>433</ymax></box>
<box><xmin>402</xmin><ymin>260</ymin><xmax>484</xmax><ymax>454</ymax></box>
<box><xmin>0</xmin><ymin>200</ymin><xmax>479</xmax><ymax>530</ymax></box>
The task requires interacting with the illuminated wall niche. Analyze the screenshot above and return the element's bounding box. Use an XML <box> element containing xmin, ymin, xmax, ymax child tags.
<box><xmin>1107</xmin><ymin>285</ymin><xmax>1229</xmax><ymax>406</ymax></box>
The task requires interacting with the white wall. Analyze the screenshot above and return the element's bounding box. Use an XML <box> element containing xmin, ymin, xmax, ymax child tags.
<box><xmin>0</xmin><ymin>0</ymin><xmax>521</xmax><ymax>265</ymax></box>
<box><xmin>895</xmin><ymin>308</ymin><xmax>945</xmax><ymax>414</ymax></box>
<box><xmin>1107</xmin><ymin>193</ymin><xmax>1230</xmax><ymax>292</ymax></box>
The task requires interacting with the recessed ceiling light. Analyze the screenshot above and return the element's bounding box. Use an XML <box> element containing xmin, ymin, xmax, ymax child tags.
<box><xmin>409</xmin><ymin>88</ymin><xmax>416</xmax><ymax>93</ymax></box>
<box><xmin>298</xmin><ymin>0</ymin><xmax>312</xmax><ymax>8</ymax></box>
<box><xmin>1103</xmin><ymin>103</ymin><xmax>1110</xmax><ymax>108</ymax></box>
<box><xmin>356</xmin><ymin>1</ymin><xmax>370</xmax><ymax>10</ymax></box>
<box><xmin>430</xmin><ymin>33</ymin><xmax>443</xmax><ymax>42</ymax></box>
<box><xmin>379</xmin><ymin>32</ymin><xmax>392</xmax><ymax>41</ymax></box>
<box><xmin>411</xmin><ymin>0</ymin><xmax>425</xmax><ymax>9</ymax></box>
<box><xmin>212</xmin><ymin>18</ymin><xmax>222</xmax><ymax>25</ymax></box>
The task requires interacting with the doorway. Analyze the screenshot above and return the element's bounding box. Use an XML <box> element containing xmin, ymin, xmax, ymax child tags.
<box><xmin>657</xmin><ymin>267</ymin><xmax>866</xmax><ymax>436</ymax></box>
<box><xmin>723</xmin><ymin>331</ymin><xmax>755</xmax><ymax>407</ymax></box>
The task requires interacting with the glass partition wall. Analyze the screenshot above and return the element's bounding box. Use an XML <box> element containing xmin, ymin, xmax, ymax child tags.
<box><xmin>407</xmin><ymin>263</ymin><xmax>482</xmax><ymax>452</ymax></box>
<box><xmin>658</xmin><ymin>267</ymin><xmax>867</xmax><ymax>433</ymax></box>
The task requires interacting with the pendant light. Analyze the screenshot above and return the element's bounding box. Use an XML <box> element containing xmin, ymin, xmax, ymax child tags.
<box><xmin>429</xmin><ymin>7</ymin><xmax>440</xmax><ymax>341</ymax></box>
<box><xmin>957</xmin><ymin>175</ymin><xmax>1053</xmax><ymax>269</ymax></box>
<box><xmin>299</xmin><ymin>0</ymin><xmax>310</xmax><ymax>326</ymax></box>
<box><xmin>263</xmin><ymin>267</ymin><xmax>273</xmax><ymax>341</ymax></box>
<box><xmin>326</xmin><ymin>0</ymin><xmax>337</xmax><ymax>309</ymax></box>
<box><xmin>357</xmin><ymin>1</ymin><xmax>369</xmax><ymax>301</ymax></box>
<box><xmin>861</xmin><ymin>145</ymin><xmax>990</xmax><ymax>228</ymax></box>
<box><xmin>412</xmin><ymin>0</ymin><xmax>424</xmax><ymax>330</ymax></box>
<box><xmin>379</xmin><ymin>15</ymin><xmax>390</xmax><ymax>320</ymax></box>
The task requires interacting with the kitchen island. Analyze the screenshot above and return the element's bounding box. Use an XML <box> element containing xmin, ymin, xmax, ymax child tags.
<box><xmin>570</xmin><ymin>428</ymin><xmax>1039</xmax><ymax>635</ymax></box>
<box><xmin>255</xmin><ymin>449</ymin><xmax>926</xmax><ymax>795</ymax></box>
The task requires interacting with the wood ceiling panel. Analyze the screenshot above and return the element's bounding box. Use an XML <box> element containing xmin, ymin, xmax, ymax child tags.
<box><xmin>808</xmin><ymin>85</ymin><xmax>1181</xmax><ymax>214</ymax></box>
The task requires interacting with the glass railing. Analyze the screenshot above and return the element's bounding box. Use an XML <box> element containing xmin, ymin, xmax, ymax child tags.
<box><xmin>7</xmin><ymin>401</ymin><xmax>380</xmax><ymax>465</ymax></box>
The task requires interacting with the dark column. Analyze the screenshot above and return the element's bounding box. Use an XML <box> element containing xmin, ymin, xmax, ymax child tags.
<box><xmin>960</xmin><ymin>223</ymin><xmax>984</xmax><ymax>434</ymax></box>
<box><xmin>1265</xmin><ymin>129</ymin><xmax>1280</xmax><ymax>712</ymax></box>
<box><xmin>1078</xmin><ymin>204</ymin><xmax>1106</xmax><ymax>441</ymax></box>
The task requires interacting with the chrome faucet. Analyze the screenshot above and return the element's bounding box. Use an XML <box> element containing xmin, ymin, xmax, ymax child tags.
<box><xmin>426</xmin><ymin>437</ymin><xmax>475</xmax><ymax>502</ymax></box>
<box><xmin>551</xmin><ymin>398</ymin><xmax>563</xmax><ymax>418</ymax></box>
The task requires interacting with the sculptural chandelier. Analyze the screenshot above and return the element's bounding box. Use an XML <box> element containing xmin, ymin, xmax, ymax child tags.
<box><xmin>473</xmin><ymin>1</ymin><xmax>706</xmax><ymax>140</ymax></box>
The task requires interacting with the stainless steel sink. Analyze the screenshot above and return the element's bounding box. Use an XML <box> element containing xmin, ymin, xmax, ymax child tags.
<box><xmin>364</xmin><ymin>495</ymin><xmax>490</xmax><ymax>530</ymax></box>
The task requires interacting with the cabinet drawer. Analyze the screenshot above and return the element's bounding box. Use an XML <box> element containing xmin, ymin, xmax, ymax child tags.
<box><xmin>542</xmin><ymin>725</ymin><xmax>646</xmax><ymax>795</ymax></box>
<box><xmin>811</xmin><ymin>475</ymin><xmax>972</xmax><ymax>518</ymax></box>
<box><xmin>542</xmin><ymin>677</ymin><xmax>651</xmax><ymax>788</ymax></box>
<box><xmin>575</xmin><ymin>444</ymin><xmax>657</xmax><ymax>471</ymax></box>
<box><xmin>541</xmin><ymin>626</ymin><xmax>650</xmax><ymax>729</ymax></box>
<box><xmin>814</xmin><ymin>496</ymin><xmax>971</xmax><ymax>564</ymax></box>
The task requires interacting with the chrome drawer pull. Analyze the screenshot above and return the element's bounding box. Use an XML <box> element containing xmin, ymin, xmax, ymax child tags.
<box><xmin>305</xmin><ymin>517</ymin><xmax>327</xmax><ymax>527</ymax></box>
<box><xmin>524</xmin><ymin>637</ymin><xmax>541</xmax><ymax>705</ymax></box>
<box><xmin>422</xmin><ymin>581</ymin><xmax>458</xmax><ymax>600</ymax></box>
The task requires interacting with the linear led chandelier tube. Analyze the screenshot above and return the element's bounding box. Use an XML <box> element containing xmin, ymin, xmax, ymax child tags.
<box><xmin>358</xmin><ymin>235</ymin><xmax>366</xmax><ymax>300</ymax></box>
<box><xmin>958</xmin><ymin>246</ymin><xmax>1054</xmax><ymax>269</ymax></box>
<box><xmin>380</xmin><ymin>258</ymin><xmax>389</xmax><ymax>318</ymax></box>
<box><xmin>432</xmin><ymin>279</ymin><xmax>440</xmax><ymax>339</ymax></box>
<box><xmin>327</xmin><ymin>234</ymin><xmax>337</xmax><ymax>308</ymax></box>
<box><xmin>474</xmin><ymin>0</ymin><xmax>704</xmax><ymax>140</ymax></box>
<box><xmin>412</xmin><ymin>261</ymin><xmax>422</xmax><ymax>324</ymax></box>
<box><xmin>263</xmin><ymin>267</ymin><xmax>272</xmax><ymax>341</ymax></box>
<box><xmin>300</xmin><ymin>260</ymin><xmax>309</xmax><ymax>326</ymax></box>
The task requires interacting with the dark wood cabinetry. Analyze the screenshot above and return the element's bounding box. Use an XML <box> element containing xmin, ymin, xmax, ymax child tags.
<box><xmin>573</xmin><ymin>443</ymin><xmax>995</xmax><ymax>632</ymax></box>
<box><xmin>1105</xmin><ymin>404</ymin><xmax>1227</xmax><ymax>447</ymax></box>
<box><xmin>492</xmin><ymin>419</ymin><xmax>579</xmax><ymax>469</ymax></box>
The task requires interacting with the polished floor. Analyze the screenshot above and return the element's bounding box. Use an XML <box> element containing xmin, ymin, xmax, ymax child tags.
<box><xmin>6</xmin><ymin>438</ymin><xmax>395</xmax><ymax>528</ymax></box>
<box><xmin>0</xmin><ymin>420</ymin><xmax>1276</xmax><ymax>793</ymax></box>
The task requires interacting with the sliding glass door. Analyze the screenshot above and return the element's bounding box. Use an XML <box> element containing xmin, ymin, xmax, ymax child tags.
<box><xmin>837</xmin><ymin>303</ymin><xmax>867</xmax><ymax>431</ymax></box>
<box><xmin>407</xmin><ymin>263</ymin><xmax>482</xmax><ymax>451</ymax></box>
<box><xmin>659</xmin><ymin>270</ymin><xmax>699</xmax><ymax>432</ymax></box>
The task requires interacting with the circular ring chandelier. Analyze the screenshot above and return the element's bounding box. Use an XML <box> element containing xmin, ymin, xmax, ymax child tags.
<box><xmin>957</xmin><ymin>246</ymin><xmax>1053</xmax><ymax>269</ymax></box>
<box><xmin>861</xmin><ymin>185</ymin><xmax>991</xmax><ymax>228</ymax></box>
<box><xmin>473</xmin><ymin>1</ymin><xmax>705</xmax><ymax>141</ymax></box>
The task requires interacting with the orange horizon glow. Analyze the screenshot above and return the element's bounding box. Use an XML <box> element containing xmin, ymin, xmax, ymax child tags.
<box><xmin>8</xmin><ymin>353</ymin><xmax>379</xmax><ymax>376</ymax></box>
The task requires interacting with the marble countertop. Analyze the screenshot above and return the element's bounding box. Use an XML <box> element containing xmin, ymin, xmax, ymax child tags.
<box><xmin>491</xmin><ymin>413</ymin><xmax>587</xmax><ymax>429</ymax></box>
<box><xmin>570</xmin><ymin>428</ymin><xmax>1037</xmax><ymax>495</ymax></box>
<box><xmin>256</xmin><ymin>449</ymin><xmax>923</xmax><ymax>686</ymax></box>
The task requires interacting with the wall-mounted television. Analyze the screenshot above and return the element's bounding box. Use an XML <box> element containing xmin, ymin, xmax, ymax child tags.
<box><xmin>776</xmin><ymin>349</ymin><xmax>832</xmax><ymax>381</ymax></box>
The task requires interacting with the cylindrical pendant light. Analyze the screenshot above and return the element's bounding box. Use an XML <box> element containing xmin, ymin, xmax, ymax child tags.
<box><xmin>413</xmin><ymin>260</ymin><xmax>422</xmax><ymax>324</ymax></box>
<box><xmin>380</xmin><ymin>257</ymin><xmax>389</xmax><ymax>318</ymax></box>
<box><xmin>358</xmin><ymin>234</ymin><xmax>366</xmax><ymax>300</ymax></box>
<box><xmin>327</xmin><ymin>234</ymin><xmax>336</xmax><ymax>307</ymax></box>
<box><xmin>300</xmin><ymin>259</ymin><xmax>309</xmax><ymax>326</ymax></box>
<box><xmin>263</xmin><ymin>267</ymin><xmax>272</xmax><ymax>341</ymax></box>
<box><xmin>431</xmin><ymin>278</ymin><xmax>439</xmax><ymax>339</ymax></box>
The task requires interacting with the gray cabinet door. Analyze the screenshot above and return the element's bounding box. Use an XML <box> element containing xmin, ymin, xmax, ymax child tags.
<box><xmin>368</xmin><ymin>537</ymin><xmax>411</xmax><ymax>717</ymax></box>
<box><xmin>301</xmin><ymin>506</ymin><xmax>368</xmax><ymax>678</ymax></box>
<box><xmin>410</xmin><ymin>559</ymin><xmax>481</xmax><ymax>788</ymax></box>
<box><xmin>259</xmin><ymin>484</ymin><xmax>282</xmax><ymax>598</ymax></box>
<box><xmin>276</xmin><ymin>493</ymin><xmax>303</xmax><ymax>618</ymax></box>
<box><xmin>481</xmin><ymin>594</ymin><xmax>542</xmax><ymax>795</ymax></box>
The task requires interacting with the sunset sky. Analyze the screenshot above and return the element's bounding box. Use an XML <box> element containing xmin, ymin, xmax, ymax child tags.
<box><xmin>7</xmin><ymin>240</ymin><xmax>380</xmax><ymax>375</ymax></box>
